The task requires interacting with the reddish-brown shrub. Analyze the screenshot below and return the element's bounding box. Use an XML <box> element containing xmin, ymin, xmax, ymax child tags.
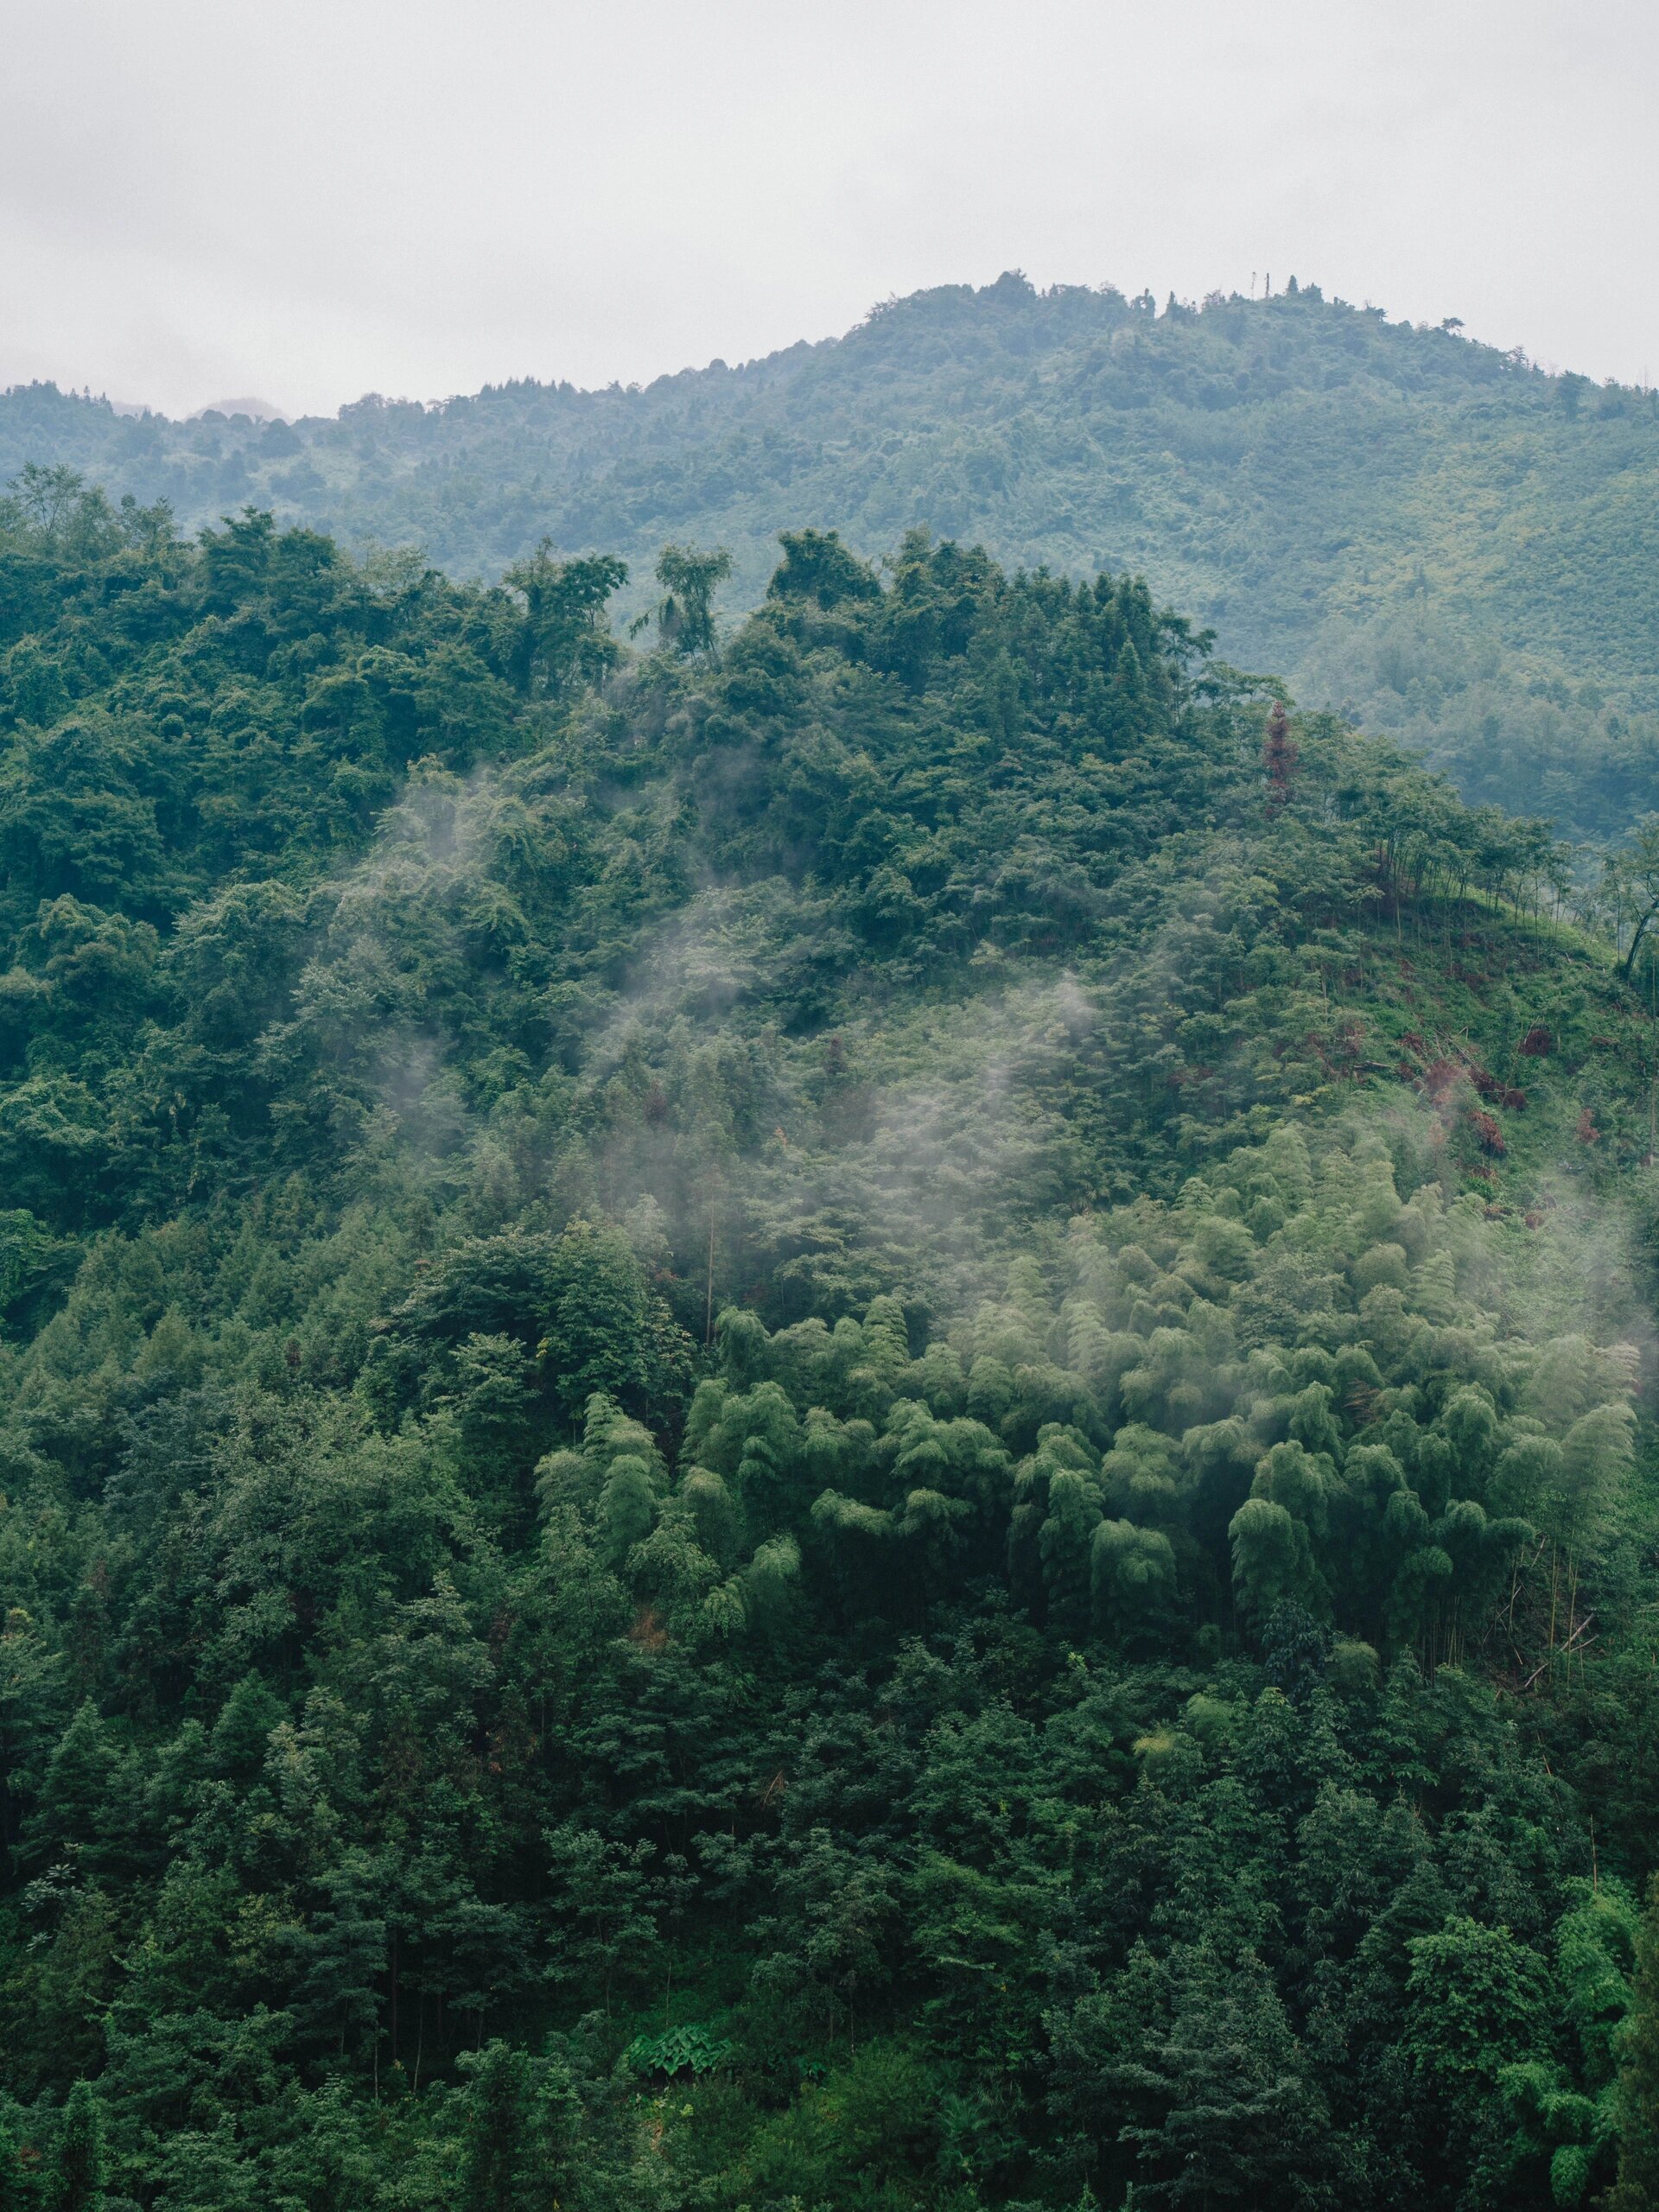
<box><xmin>1470</xmin><ymin>1109</ymin><xmax>1506</xmax><ymax>1157</ymax></box>
<box><xmin>1264</xmin><ymin>702</ymin><xmax>1298</xmax><ymax>810</ymax></box>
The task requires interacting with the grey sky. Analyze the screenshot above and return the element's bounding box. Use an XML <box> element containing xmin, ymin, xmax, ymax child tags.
<box><xmin>3</xmin><ymin>0</ymin><xmax>1655</xmax><ymax>420</ymax></box>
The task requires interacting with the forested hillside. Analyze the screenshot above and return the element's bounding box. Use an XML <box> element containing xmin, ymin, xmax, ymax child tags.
<box><xmin>9</xmin><ymin>275</ymin><xmax>1659</xmax><ymax>839</ymax></box>
<box><xmin>0</xmin><ymin>479</ymin><xmax>1657</xmax><ymax>2209</ymax></box>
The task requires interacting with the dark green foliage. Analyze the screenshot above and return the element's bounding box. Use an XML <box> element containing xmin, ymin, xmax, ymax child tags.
<box><xmin>48</xmin><ymin>2083</ymin><xmax>103</xmax><ymax>2212</ymax></box>
<box><xmin>0</xmin><ymin>487</ymin><xmax>1650</xmax><ymax>2209</ymax></box>
<box><xmin>1610</xmin><ymin>1877</ymin><xmax>1659</xmax><ymax>2211</ymax></box>
<box><xmin>1111</xmin><ymin>1942</ymin><xmax>1332</xmax><ymax>2206</ymax></box>
<box><xmin>634</xmin><ymin>543</ymin><xmax>734</xmax><ymax>656</ymax></box>
<box><xmin>456</xmin><ymin>2041</ymin><xmax>559</xmax><ymax>2212</ymax></box>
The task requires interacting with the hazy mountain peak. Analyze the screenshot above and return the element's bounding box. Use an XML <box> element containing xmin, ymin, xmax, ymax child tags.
<box><xmin>194</xmin><ymin>393</ymin><xmax>289</xmax><ymax>421</ymax></box>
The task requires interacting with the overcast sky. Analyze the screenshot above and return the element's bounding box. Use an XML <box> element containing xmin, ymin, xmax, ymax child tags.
<box><xmin>3</xmin><ymin>0</ymin><xmax>1654</xmax><ymax>420</ymax></box>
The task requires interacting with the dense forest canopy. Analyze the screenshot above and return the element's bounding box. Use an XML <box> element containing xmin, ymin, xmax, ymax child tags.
<box><xmin>0</xmin><ymin>480</ymin><xmax>1656</xmax><ymax>2210</ymax></box>
<box><xmin>9</xmin><ymin>275</ymin><xmax>1659</xmax><ymax>841</ymax></box>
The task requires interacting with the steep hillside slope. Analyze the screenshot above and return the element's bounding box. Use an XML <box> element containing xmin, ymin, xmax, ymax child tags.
<box><xmin>0</xmin><ymin>487</ymin><xmax>1655</xmax><ymax>2208</ymax></box>
<box><xmin>8</xmin><ymin>276</ymin><xmax>1659</xmax><ymax>836</ymax></box>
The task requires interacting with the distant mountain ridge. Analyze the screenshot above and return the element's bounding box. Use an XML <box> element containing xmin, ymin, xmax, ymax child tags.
<box><xmin>0</xmin><ymin>472</ymin><xmax>1654</xmax><ymax>2209</ymax></box>
<box><xmin>195</xmin><ymin>394</ymin><xmax>289</xmax><ymax>423</ymax></box>
<box><xmin>6</xmin><ymin>272</ymin><xmax>1659</xmax><ymax>836</ymax></box>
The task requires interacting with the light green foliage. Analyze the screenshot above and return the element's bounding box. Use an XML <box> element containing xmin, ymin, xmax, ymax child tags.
<box><xmin>12</xmin><ymin>284</ymin><xmax>1659</xmax><ymax>839</ymax></box>
<box><xmin>1498</xmin><ymin>1880</ymin><xmax>1640</xmax><ymax>2205</ymax></box>
<box><xmin>1406</xmin><ymin>1917</ymin><xmax>1553</xmax><ymax>2112</ymax></box>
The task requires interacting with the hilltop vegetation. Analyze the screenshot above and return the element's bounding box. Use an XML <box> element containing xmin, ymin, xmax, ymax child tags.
<box><xmin>0</xmin><ymin>484</ymin><xmax>1656</xmax><ymax>2209</ymax></box>
<box><xmin>9</xmin><ymin>275</ymin><xmax>1659</xmax><ymax>839</ymax></box>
